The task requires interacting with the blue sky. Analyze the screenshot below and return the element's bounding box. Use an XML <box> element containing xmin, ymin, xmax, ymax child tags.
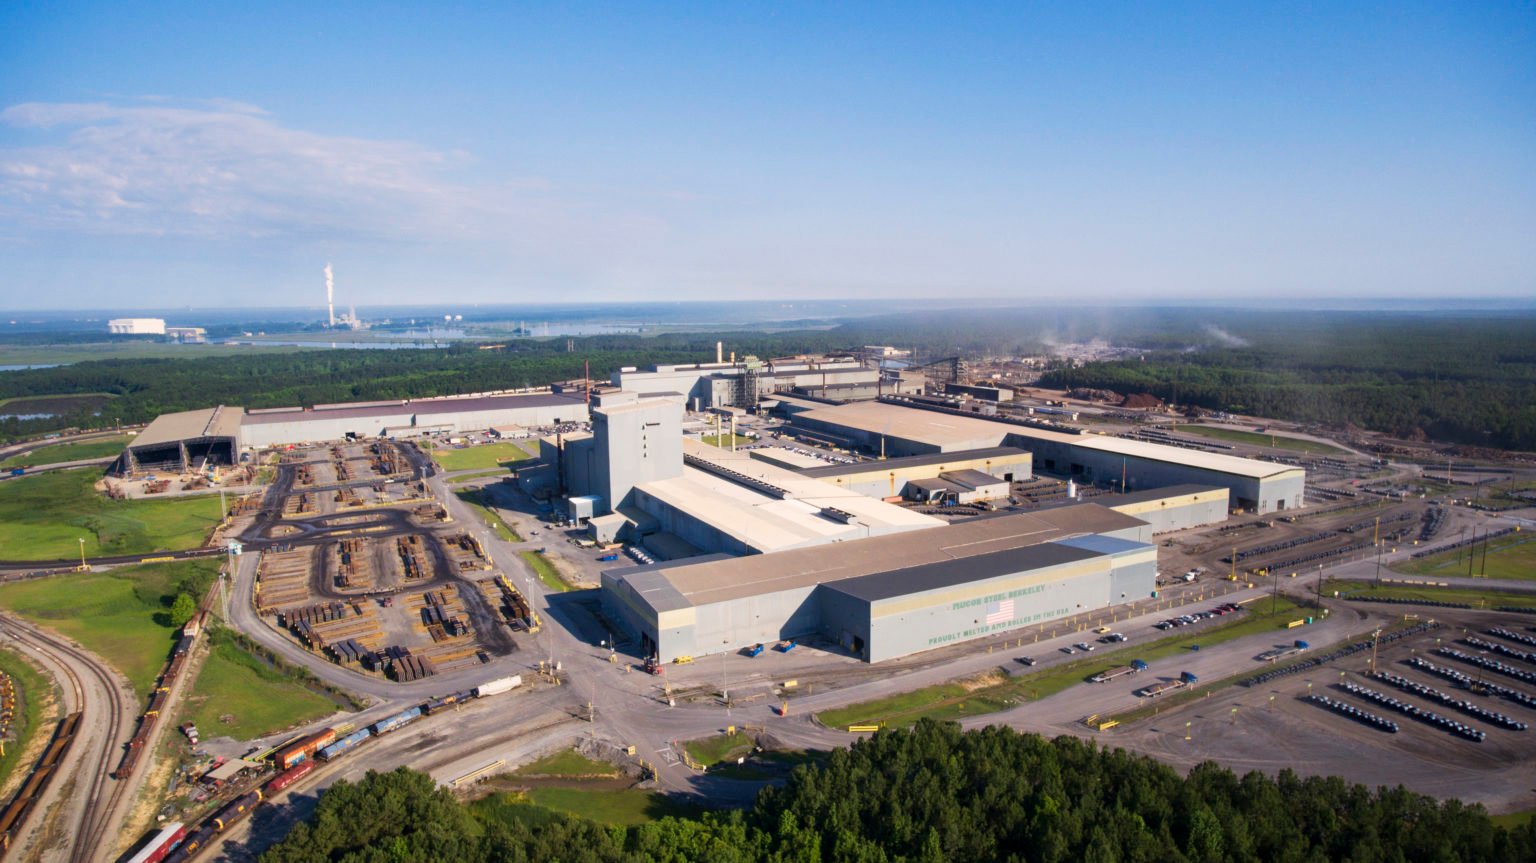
<box><xmin>1</xmin><ymin>2</ymin><xmax>1532</xmax><ymax>309</ymax></box>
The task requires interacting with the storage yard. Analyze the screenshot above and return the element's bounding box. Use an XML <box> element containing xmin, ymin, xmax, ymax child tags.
<box><xmin>241</xmin><ymin>440</ymin><xmax>529</xmax><ymax>683</ymax></box>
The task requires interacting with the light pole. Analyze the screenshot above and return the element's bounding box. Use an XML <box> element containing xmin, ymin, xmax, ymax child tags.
<box><xmin>77</xmin><ymin>537</ymin><xmax>86</xmax><ymax>570</ymax></box>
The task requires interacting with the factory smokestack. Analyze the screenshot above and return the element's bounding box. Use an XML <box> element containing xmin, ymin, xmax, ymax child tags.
<box><xmin>716</xmin><ymin>341</ymin><xmax>723</xmax><ymax>364</ymax></box>
<box><xmin>324</xmin><ymin>263</ymin><xmax>335</xmax><ymax>328</ymax></box>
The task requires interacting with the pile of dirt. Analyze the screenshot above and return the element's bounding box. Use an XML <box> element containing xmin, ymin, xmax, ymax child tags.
<box><xmin>1119</xmin><ymin>392</ymin><xmax>1162</xmax><ymax>409</ymax></box>
<box><xmin>1068</xmin><ymin>388</ymin><xmax>1120</xmax><ymax>402</ymax></box>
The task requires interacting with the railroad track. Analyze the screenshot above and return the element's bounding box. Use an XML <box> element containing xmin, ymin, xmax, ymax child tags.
<box><xmin>0</xmin><ymin>616</ymin><xmax>133</xmax><ymax>863</ymax></box>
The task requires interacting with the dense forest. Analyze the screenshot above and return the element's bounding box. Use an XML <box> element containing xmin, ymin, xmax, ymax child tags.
<box><xmin>4</xmin><ymin>308</ymin><xmax>1535</xmax><ymax>450</ymax></box>
<box><xmin>260</xmin><ymin>721</ymin><xmax>1534</xmax><ymax>863</ymax></box>
<box><xmin>1037</xmin><ymin>313</ymin><xmax>1536</xmax><ymax>451</ymax></box>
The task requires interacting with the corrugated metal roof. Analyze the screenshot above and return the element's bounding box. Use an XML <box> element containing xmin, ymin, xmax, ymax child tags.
<box><xmin>130</xmin><ymin>406</ymin><xmax>244</xmax><ymax>449</ymax></box>
<box><xmin>799</xmin><ymin>447</ymin><xmax>1030</xmax><ymax>478</ymax></box>
<box><xmin>241</xmin><ymin>392</ymin><xmax>585</xmax><ymax>426</ymax></box>
<box><xmin>608</xmin><ymin>502</ymin><xmax>1146</xmax><ymax>607</ymax></box>
<box><xmin>822</xmin><ymin>542</ymin><xmax>1103</xmax><ymax>603</ymax></box>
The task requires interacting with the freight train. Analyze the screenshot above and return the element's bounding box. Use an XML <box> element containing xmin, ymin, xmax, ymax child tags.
<box><xmin>156</xmin><ymin>675</ymin><xmax>521</xmax><ymax>863</ymax></box>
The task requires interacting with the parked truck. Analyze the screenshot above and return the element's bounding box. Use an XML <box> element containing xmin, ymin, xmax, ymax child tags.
<box><xmin>1090</xmin><ymin>659</ymin><xmax>1149</xmax><ymax>683</ymax></box>
<box><xmin>1256</xmin><ymin>640</ymin><xmax>1310</xmax><ymax>663</ymax></box>
<box><xmin>1137</xmin><ymin>671</ymin><xmax>1199</xmax><ymax>698</ymax></box>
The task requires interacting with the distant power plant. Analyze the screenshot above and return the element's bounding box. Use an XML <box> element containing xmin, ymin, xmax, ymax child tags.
<box><xmin>324</xmin><ymin>263</ymin><xmax>335</xmax><ymax>328</ymax></box>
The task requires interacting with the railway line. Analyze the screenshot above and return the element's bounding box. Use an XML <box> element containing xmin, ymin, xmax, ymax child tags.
<box><xmin>0</xmin><ymin>615</ymin><xmax>136</xmax><ymax>863</ymax></box>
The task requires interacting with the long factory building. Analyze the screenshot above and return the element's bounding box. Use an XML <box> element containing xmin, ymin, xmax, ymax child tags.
<box><xmin>117</xmin><ymin>391</ymin><xmax>589</xmax><ymax>473</ymax></box>
<box><xmin>782</xmin><ymin>397</ymin><xmax>1304</xmax><ymax>514</ymax></box>
<box><xmin>601</xmin><ymin>502</ymin><xmax>1158</xmax><ymax>663</ymax></box>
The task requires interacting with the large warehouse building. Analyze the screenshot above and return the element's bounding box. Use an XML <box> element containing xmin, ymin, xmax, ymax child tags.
<box><xmin>601</xmin><ymin>502</ymin><xmax>1156</xmax><ymax>663</ymax></box>
<box><xmin>115</xmin><ymin>391</ymin><xmax>590</xmax><ymax>474</ymax></box>
<box><xmin>613</xmin><ymin>355</ymin><xmax>884</xmax><ymax>410</ymax></box>
<box><xmin>241</xmin><ymin>392</ymin><xmax>588</xmax><ymax>448</ymax></box>
<box><xmin>117</xmin><ymin>405</ymin><xmax>243</xmax><ymax>474</ymax></box>
<box><xmin>784</xmin><ymin>398</ymin><xmax>1304</xmax><ymax>514</ymax></box>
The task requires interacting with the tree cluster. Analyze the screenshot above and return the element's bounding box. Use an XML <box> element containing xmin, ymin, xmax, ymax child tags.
<box><xmin>259</xmin><ymin>721</ymin><xmax>1535</xmax><ymax>863</ymax></box>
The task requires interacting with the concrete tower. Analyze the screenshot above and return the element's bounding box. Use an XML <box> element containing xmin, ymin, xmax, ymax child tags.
<box><xmin>324</xmin><ymin>263</ymin><xmax>335</xmax><ymax>328</ymax></box>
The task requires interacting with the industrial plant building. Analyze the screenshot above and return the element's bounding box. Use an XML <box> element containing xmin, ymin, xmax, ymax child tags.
<box><xmin>118</xmin><ymin>405</ymin><xmax>243</xmax><ymax>474</ymax></box>
<box><xmin>612</xmin><ymin>354</ymin><xmax>896</xmax><ymax>410</ymax></box>
<box><xmin>797</xmin><ymin>446</ymin><xmax>1032</xmax><ymax>500</ymax></box>
<box><xmin>601</xmin><ymin>502</ymin><xmax>1156</xmax><ymax>663</ymax></box>
<box><xmin>549</xmin><ymin>395</ymin><xmax>946</xmax><ymax>556</ymax></box>
<box><xmin>115</xmin><ymin>391</ymin><xmax>589</xmax><ymax>473</ymax></box>
<box><xmin>107</xmin><ymin>317</ymin><xmax>167</xmax><ymax>335</ymax></box>
<box><xmin>782</xmin><ymin>398</ymin><xmax>1304</xmax><ymax>514</ymax></box>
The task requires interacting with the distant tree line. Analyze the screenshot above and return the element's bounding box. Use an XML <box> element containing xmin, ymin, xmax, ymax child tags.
<box><xmin>260</xmin><ymin>720</ymin><xmax>1535</xmax><ymax>863</ymax></box>
<box><xmin>5</xmin><ymin>308</ymin><xmax>1534</xmax><ymax>450</ymax></box>
<box><xmin>1038</xmin><ymin>313</ymin><xmax>1536</xmax><ymax>451</ymax></box>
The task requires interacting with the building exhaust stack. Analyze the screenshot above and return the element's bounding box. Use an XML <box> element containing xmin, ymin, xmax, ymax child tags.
<box><xmin>324</xmin><ymin>263</ymin><xmax>335</xmax><ymax>328</ymax></box>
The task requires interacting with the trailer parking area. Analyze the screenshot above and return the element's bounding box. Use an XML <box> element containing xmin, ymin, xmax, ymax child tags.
<box><xmin>1102</xmin><ymin>609</ymin><xmax>1536</xmax><ymax>814</ymax></box>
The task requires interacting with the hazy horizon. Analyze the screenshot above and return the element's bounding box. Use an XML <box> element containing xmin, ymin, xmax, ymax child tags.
<box><xmin>3</xmin><ymin>3</ymin><xmax>1532</xmax><ymax>309</ymax></box>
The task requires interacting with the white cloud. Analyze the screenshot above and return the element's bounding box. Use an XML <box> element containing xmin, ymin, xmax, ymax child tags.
<box><xmin>0</xmin><ymin>100</ymin><xmax>544</xmax><ymax>242</ymax></box>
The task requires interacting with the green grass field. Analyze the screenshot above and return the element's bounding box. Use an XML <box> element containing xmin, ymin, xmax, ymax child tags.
<box><xmin>0</xmin><ymin>559</ymin><xmax>219</xmax><ymax>702</ymax></box>
<box><xmin>513</xmin><ymin>749</ymin><xmax>619</xmax><ymax>778</ymax></box>
<box><xmin>447</xmin><ymin>469</ymin><xmax>517</xmax><ymax>484</ymax></box>
<box><xmin>522</xmin><ymin>788</ymin><xmax>696</xmax><ymax>826</ymax></box>
<box><xmin>435</xmin><ymin>442</ymin><xmax>534</xmax><ymax>472</ymax></box>
<box><xmin>0</xmin><ymin>468</ymin><xmax>222</xmax><ymax>561</ymax></box>
<box><xmin>178</xmin><ymin>630</ymin><xmax>340</xmax><ymax>741</ymax></box>
<box><xmin>1174</xmin><ymin>425</ymin><xmax>1348</xmax><ymax>455</ymax></box>
<box><xmin>1490</xmin><ymin>809</ymin><xmax>1536</xmax><ymax>830</ymax></box>
<box><xmin>683</xmin><ymin>733</ymin><xmax>755</xmax><ymax>768</ymax></box>
<box><xmin>1391</xmin><ymin>533</ymin><xmax>1536</xmax><ymax>581</ymax></box>
<box><xmin>1326</xmin><ymin>579</ymin><xmax>1536</xmax><ymax>609</ymax></box>
<box><xmin>818</xmin><ymin>597</ymin><xmax>1303</xmax><ymax>729</ymax></box>
<box><xmin>0</xmin><ymin>647</ymin><xmax>56</xmax><ymax>794</ymax></box>
<box><xmin>1</xmin><ymin>434</ymin><xmax>131</xmax><ymax>469</ymax></box>
<box><xmin>471</xmin><ymin>788</ymin><xmax>697</xmax><ymax>829</ymax></box>
<box><xmin>520</xmin><ymin>550</ymin><xmax>572</xmax><ymax>592</ymax></box>
<box><xmin>454</xmin><ymin>489</ymin><xmax>523</xmax><ymax>542</ymax></box>
<box><xmin>699</xmin><ymin>434</ymin><xmax>754</xmax><ymax>448</ymax></box>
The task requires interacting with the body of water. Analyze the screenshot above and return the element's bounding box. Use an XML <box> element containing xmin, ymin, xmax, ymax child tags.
<box><xmin>0</xmin><ymin>363</ymin><xmax>63</xmax><ymax>372</ymax></box>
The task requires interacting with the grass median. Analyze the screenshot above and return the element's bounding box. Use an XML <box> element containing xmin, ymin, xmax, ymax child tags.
<box><xmin>520</xmin><ymin>550</ymin><xmax>572</xmax><ymax>592</ymax></box>
<box><xmin>1390</xmin><ymin>533</ymin><xmax>1536</xmax><ymax>582</ymax></box>
<box><xmin>434</xmin><ymin>442</ymin><xmax>533</xmax><ymax>472</ymax></box>
<box><xmin>817</xmin><ymin>597</ymin><xmax>1305</xmax><ymax>730</ymax></box>
<box><xmin>1173</xmin><ymin>425</ymin><xmax>1348</xmax><ymax>455</ymax></box>
<box><xmin>513</xmin><ymin>749</ymin><xmax>619</xmax><ymax>778</ymax></box>
<box><xmin>683</xmin><ymin>733</ymin><xmax>756</xmax><ymax>768</ymax></box>
<box><xmin>455</xmin><ymin>489</ymin><xmax>523</xmax><ymax>542</ymax></box>
<box><xmin>0</xmin><ymin>468</ymin><xmax>221</xmax><ymax>561</ymax></box>
<box><xmin>473</xmin><ymin>787</ymin><xmax>697</xmax><ymax>828</ymax></box>
<box><xmin>1327</xmin><ymin>579</ymin><xmax>1536</xmax><ymax>609</ymax></box>
<box><xmin>1</xmin><ymin>434</ymin><xmax>131</xmax><ymax>469</ymax></box>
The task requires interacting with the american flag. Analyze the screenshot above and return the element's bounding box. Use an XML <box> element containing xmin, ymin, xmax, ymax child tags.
<box><xmin>985</xmin><ymin>599</ymin><xmax>1015</xmax><ymax>625</ymax></box>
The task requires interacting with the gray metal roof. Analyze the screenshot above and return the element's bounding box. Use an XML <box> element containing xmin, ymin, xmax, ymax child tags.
<box><xmin>798</xmin><ymin>447</ymin><xmax>1030</xmax><ymax>479</ymax></box>
<box><xmin>130</xmin><ymin>406</ymin><xmax>244</xmax><ymax>449</ymax></box>
<box><xmin>822</xmin><ymin>542</ymin><xmax>1102</xmax><ymax>603</ymax></box>
<box><xmin>939</xmin><ymin>468</ymin><xmax>1007</xmax><ymax>488</ymax></box>
<box><xmin>607</xmin><ymin>502</ymin><xmax>1147</xmax><ymax>608</ymax></box>
<box><xmin>241</xmin><ymin>392</ymin><xmax>586</xmax><ymax>426</ymax></box>
<box><xmin>1091</xmin><ymin>484</ymin><xmax>1227</xmax><ymax>506</ymax></box>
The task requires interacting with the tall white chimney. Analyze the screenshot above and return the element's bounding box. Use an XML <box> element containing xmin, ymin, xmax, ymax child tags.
<box><xmin>716</xmin><ymin>341</ymin><xmax>723</xmax><ymax>364</ymax></box>
<box><xmin>324</xmin><ymin>263</ymin><xmax>335</xmax><ymax>328</ymax></box>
